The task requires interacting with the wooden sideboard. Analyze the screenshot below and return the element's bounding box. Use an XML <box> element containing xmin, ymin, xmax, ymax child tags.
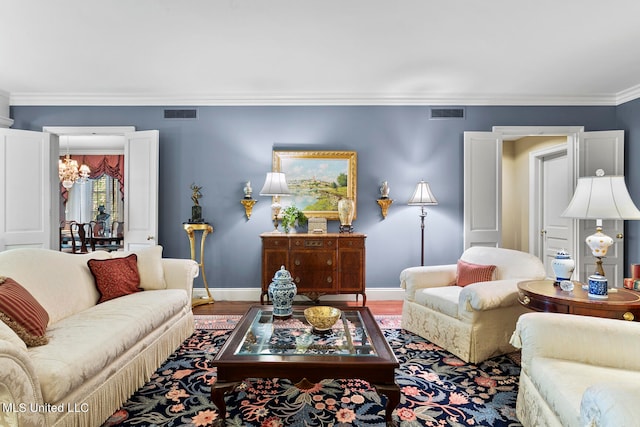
<box><xmin>261</xmin><ymin>233</ymin><xmax>366</xmax><ymax>305</ymax></box>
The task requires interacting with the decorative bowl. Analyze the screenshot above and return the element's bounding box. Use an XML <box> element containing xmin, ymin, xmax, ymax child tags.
<box><xmin>304</xmin><ymin>306</ymin><xmax>342</xmax><ymax>331</ymax></box>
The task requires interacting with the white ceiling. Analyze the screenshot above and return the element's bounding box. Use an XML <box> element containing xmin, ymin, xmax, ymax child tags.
<box><xmin>3</xmin><ymin>0</ymin><xmax>640</xmax><ymax>106</ymax></box>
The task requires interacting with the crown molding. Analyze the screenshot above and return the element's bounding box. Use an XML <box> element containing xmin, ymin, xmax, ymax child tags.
<box><xmin>616</xmin><ymin>83</ymin><xmax>640</xmax><ymax>106</ymax></box>
<box><xmin>8</xmin><ymin>91</ymin><xmax>627</xmax><ymax>107</ymax></box>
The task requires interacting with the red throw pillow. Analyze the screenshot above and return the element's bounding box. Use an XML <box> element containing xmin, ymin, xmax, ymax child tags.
<box><xmin>0</xmin><ymin>277</ymin><xmax>49</xmax><ymax>347</ymax></box>
<box><xmin>456</xmin><ymin>259</ymin><xmax>497</xmax><ymax>287</ymax></box>
<box><xmin>88</xmin><ymin>254</ymin><xmax>142</xmax><ymax>303</ymax></box>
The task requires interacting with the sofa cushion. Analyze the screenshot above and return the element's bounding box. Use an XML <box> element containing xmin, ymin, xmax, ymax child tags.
<box><xmin>111</xmin><ymin>245</ymin><xmax>167</xmax><ymax>290</ymax></box>
<box><xmin>88</xmin><ymin>254</ymin><xmax>142</xmax><ymax>303</ymax></box>
<box><xmin>456</xmin><ymin>260</ymin><xmax>496</xmax><ymax>287</ymax></box>
<box><xmin>0</xmin><ymin>277</ymin><xmax>50</xmax><ymax>347</ymax></box>
<box><xmin>0</xmin><ymin>249</ymin><xmax>112</xmax><ymax>325</ymax></box>
<box><xmin>29</xmin><ymin>289</ymin><xmax>189</xmax><ymax>403</ymax></box>
<box><xmin>460</xmin><ymin>246</ymin><xmax>546</xmax><ymax>280</ymax></box>
<box><xmin>415</xmin><ymin>286</ymin><xmax>461</xmax><ymax>318</ymax></box>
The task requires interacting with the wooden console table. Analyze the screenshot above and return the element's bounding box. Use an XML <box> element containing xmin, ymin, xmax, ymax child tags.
<box><xmin>518</xmin><ymin>279</ymin><xmax>640</xmax><ymax>321</ymax></box>
<box><xmin>261</xmin><ymin>233</ymin><xmax>366</xmax><ymax>305</ymax></box>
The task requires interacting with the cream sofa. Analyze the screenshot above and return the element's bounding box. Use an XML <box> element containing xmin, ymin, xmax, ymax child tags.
<box><xmin>400</xmin><ymin>246</ymin><xmax>546</xmax><ymax>363</ymax></box>
<box><xmin>511</xmin><ymin>312</ymin><xmax>640</xmax><ymax>427</ymax></box>
<box><xmin>0</xmin><ymin>247</ymin><xmax>198</xmax><ymax>427</ymax></box>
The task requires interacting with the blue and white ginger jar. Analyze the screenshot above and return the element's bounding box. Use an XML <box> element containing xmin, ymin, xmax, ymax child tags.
<box><xmin>268</xmin><ymin>265</ymin><xmax>297</xmax><ymax>318</ymax></box>
<box><xmin>552</xmin><ymin>250</ymin><xmax>575</xmax><ymax>282</ymax></box>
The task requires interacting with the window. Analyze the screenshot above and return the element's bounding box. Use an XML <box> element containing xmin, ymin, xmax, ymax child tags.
<box><xmin>65</xmin><ymin>175</ymin><xmax>123</xmax><ymax>226</ymax></box>
<box><xmin>91</xmin><ymin>175</ymin><xmax>122</xmax><ymax>223</ymax></box>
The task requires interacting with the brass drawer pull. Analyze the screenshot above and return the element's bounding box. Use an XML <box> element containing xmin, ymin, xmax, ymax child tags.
<box><xmin>327</xmin><ymin>260</ymin><xmax>332</xmax><ymax>266</ymax></box>
<box><xmin>327</xmin><ymin>277</ymin><xmax>332</xmax><ymax>283</ymax></box>
<box><xmin>294</xmin><ymin>259</ymin><xmax>300</xmax><ymax>266</ymax></box>
<box><xmin>623</xmin><ymin>312</ymin><xmax>635</xmax><ymax>321</ymax></box>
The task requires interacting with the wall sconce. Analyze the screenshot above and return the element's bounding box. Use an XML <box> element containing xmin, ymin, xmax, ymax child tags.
<box><xmin>376</xmin><ymin>180</ymin><xmax>393</xmax><ymax>219</ymax></box>
<box><xmin>240</xmin><ymin>181</ymin><xmax>257</xmax><ymax>219</ymax></box>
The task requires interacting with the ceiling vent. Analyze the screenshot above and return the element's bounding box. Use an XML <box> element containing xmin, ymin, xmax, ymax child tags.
<box><xmin>430</xmin><ymin>108</ymin><xmax>465</xmax><ymax>119</ymax></box>
<box><xmin>164</xmin><ymin>109</ymin><xmax>198</xmax><ymax>119</ymax></box>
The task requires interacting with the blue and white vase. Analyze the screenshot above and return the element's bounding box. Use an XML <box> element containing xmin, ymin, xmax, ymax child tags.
<box><xmin>552</xmin><ymin>250</ymin><xmax>575</xmax><ymax>282</ymax></box>
<box><xmin>268</xmin><ymin>266</ymin><xmax>297</xmax><ymax>318</ymax></box>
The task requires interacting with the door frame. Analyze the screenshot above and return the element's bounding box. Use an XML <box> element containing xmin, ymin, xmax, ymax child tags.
<box><xmin>43</xmin><ymin>126</ymin><xmax>135</xmax><ymax>153</ymax></box>
<box><xmin>43</xmin><ymin>126</ymin><xmax>135</xmax><ymax>248</ymax></box>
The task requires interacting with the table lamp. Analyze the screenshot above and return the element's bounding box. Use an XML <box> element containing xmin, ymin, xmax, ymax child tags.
<box><xmin>562</xmin><ymin>169</ymin><xmax>640</xmax><ymax>276</ymax></box>
<box><xmin>260</xmin><ymin>172</ymin><xmax>291</xmax><ymax>233</ymax></box>
<box><xmin>408</xmin><ymin>180</ymin><xmax>438</xmax><ymax>266</ymax></box>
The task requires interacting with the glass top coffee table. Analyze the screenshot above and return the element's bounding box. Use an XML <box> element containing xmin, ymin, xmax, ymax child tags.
<box><xmin>211</xmin><ymin>305</ymin><xmax>399</xmax><ymax>423</ymax></box>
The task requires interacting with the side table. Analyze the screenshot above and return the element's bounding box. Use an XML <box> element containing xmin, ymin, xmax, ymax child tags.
<box><xmin>183</xmin><ymin>222</ymin><xmax>214</xmax><ymax>306</ymax></box>
<box><xmin>518</xmin><ymin>279</ymin><xmax>640</xmax><ymax>321</ymax></box>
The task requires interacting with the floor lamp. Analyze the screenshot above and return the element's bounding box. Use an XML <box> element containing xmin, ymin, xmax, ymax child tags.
<box><xmin>562</xmin><ymin>169</ymin><xmax>640</xmax><ymax>277</ymax></box>
<box><xmin>408</xmin><ymin>180</ymin><xmax>438</xmax><ymax>266</ymax></box>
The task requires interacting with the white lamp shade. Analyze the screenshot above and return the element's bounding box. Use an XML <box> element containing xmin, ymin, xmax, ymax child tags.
<box><xmin>562</xmin><ymin>175</ymin><xmax>640</xmax><ymax>220</ymax></box>
<box><xmin>259</xmin><ymin>172</ymin><xmax>291</xmax><ymax>196</ymax></box>
<box><xmin>408</xmin><ymin>180</ymin><xmax>438</xmax><ymax>205</ymax></box>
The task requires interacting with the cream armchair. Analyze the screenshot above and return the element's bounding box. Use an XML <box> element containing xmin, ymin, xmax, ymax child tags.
<box><xmin>400</xmin><ymin>246</ymin><xmax>546</xmax><ymax>363</ymax></box>
<box><xmin>510</xmin><ymin>312</ymin><xmax>640</xmax><ymax>427</ymax></box>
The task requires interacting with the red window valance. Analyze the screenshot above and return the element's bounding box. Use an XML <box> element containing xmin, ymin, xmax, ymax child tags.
<box><xmin>60</xmin><ymin>155</ymin><xmax>125</xmax><ymax>203</ymax></box>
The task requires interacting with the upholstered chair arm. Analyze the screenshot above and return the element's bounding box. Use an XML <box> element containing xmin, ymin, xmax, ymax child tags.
<box><xmin>399</xmin><ymin>264</ymin><xmax>456</xmax><ymax>301</ymax></box>
<box><xmin>0</xmin><ymin>340</ymin><xmax>47</xmax><ymax>427</ymax></box>
<box><xmin>162</xmin><ymin>258</ymin><xmax>199</xmax><ymax>300</ymax></box>
<box><xmin>458</xmin><ymin>279</ymin><xmax>521</xmax><ymax>312</ymax></box>
<box><xmin>510</xmin><ymin>312</ymin><xmax>640</xmax><ymax>372</ymax></box>
<box><xmin>581</xmin><ymin>383</ymin><xmax>640</xmax><ymax>427</ymax></box>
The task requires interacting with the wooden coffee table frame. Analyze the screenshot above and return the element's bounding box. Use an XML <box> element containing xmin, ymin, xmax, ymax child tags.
<box><xmin>518</xmin><ymin>279</ymin><xmax>640</xmax><ymax>321</ymax></box>
<box><xmin>211</xmin><ymin>305</ymin><xmax>400</xmax><ymax>423</ymax></box>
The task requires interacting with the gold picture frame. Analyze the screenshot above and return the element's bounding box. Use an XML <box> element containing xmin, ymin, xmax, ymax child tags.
<box><xmin>273</xmin><ymin>150</ymin><xmax>357</xmax><ymax>220</ymax></box>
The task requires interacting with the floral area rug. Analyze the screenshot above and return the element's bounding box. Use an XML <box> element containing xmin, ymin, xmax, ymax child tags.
<box><xmin>103</xmin><ymin>315</ymin><xmax>521</xmax><ymax>427</ymax></box>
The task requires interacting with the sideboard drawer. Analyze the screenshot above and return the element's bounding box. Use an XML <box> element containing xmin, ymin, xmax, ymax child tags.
<box><xmin>338</xmin><ymin>237</ymin><xmax>364</xmax><ymax>249</ymax></box>
<box><xmin>262</xmin><ymin>237</ymin><xmax>289</xmax><ymax>249</ymax></box>
<box><xmin>291</xmin><ymin>237</ymin><xmax>337</xmax><ymax>249</ymax></box>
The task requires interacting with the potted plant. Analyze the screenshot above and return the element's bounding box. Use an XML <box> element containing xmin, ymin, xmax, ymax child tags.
<box><xmin>281</xmin><ymin>205</ymin><xmax>308</xmax><ymax>233</ymax></box>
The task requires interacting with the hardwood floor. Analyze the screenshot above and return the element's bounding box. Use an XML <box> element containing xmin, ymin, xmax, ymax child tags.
<box><xmin>193</xmin><ymin>300</ymin><xmax>404</xmax><ymax>316</ymax></box>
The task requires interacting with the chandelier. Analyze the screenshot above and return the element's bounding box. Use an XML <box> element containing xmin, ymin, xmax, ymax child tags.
<box><xmin>58</xmin><ymin>153</ymin><xmax>90</xmax><ymax>189</ymax></box>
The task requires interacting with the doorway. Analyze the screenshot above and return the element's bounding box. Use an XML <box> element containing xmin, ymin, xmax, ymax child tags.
<box><xmin>502</xmin><ymin>136</ymin><xmax>571</xmax><ymax>277</ymax></box>
<box><xmin>44</xmin><ymin>126</ymin><xmax>160</xmax><ymax>251</ymax></box>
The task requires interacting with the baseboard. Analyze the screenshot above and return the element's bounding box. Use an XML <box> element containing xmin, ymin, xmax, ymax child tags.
<box><xmin>192</xmin><ymin>287</ymin><xmax>404</xmax><ymax>302</ymax></box>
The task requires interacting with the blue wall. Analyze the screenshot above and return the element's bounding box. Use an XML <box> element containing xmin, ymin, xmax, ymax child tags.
<box><xmin>11</xmin><ymin>104</ymin><xmax>636</xmax><ymax>289</ymax></box>
<box><xmin>616</xmin><ymin>97</ymin><xmax>640</xmax><ymax>270</ymax></box>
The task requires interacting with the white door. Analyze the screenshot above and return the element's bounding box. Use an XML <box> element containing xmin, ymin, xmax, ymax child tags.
<box><xmin>463</xmin><ymin>131</ymin><xmax>503</xmax><ymax>248</ymax></box>
<box><xmin>123</xmin><ymin>130</ymin><xmax>159</xmax><ymax>251</ymax></box>
<box><xmin>532</xmin><ymin>147</ymin><xmax>572</xmax><ymax>278</ymax></box>
<box><xmin>575</xmin><ymin>130</ymin><xmax>625</xmax><ymax>284</ymax></box>
<box><xmin>0</xmin><ymin>129</ymin><xmax>58</xmax><ymax>250</ymax></box>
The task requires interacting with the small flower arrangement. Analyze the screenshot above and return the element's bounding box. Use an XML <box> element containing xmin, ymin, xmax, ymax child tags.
<box><xmin>281</xmin><ymin>205</ymin><xmax>308</xmax><ymax>233</ymax></box>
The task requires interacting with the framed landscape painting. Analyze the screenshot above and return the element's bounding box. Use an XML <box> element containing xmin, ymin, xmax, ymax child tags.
<box><xmin>273</xmin><ymin>150</ymin><xmax>357</xmax><ymax>220</ymax></box>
